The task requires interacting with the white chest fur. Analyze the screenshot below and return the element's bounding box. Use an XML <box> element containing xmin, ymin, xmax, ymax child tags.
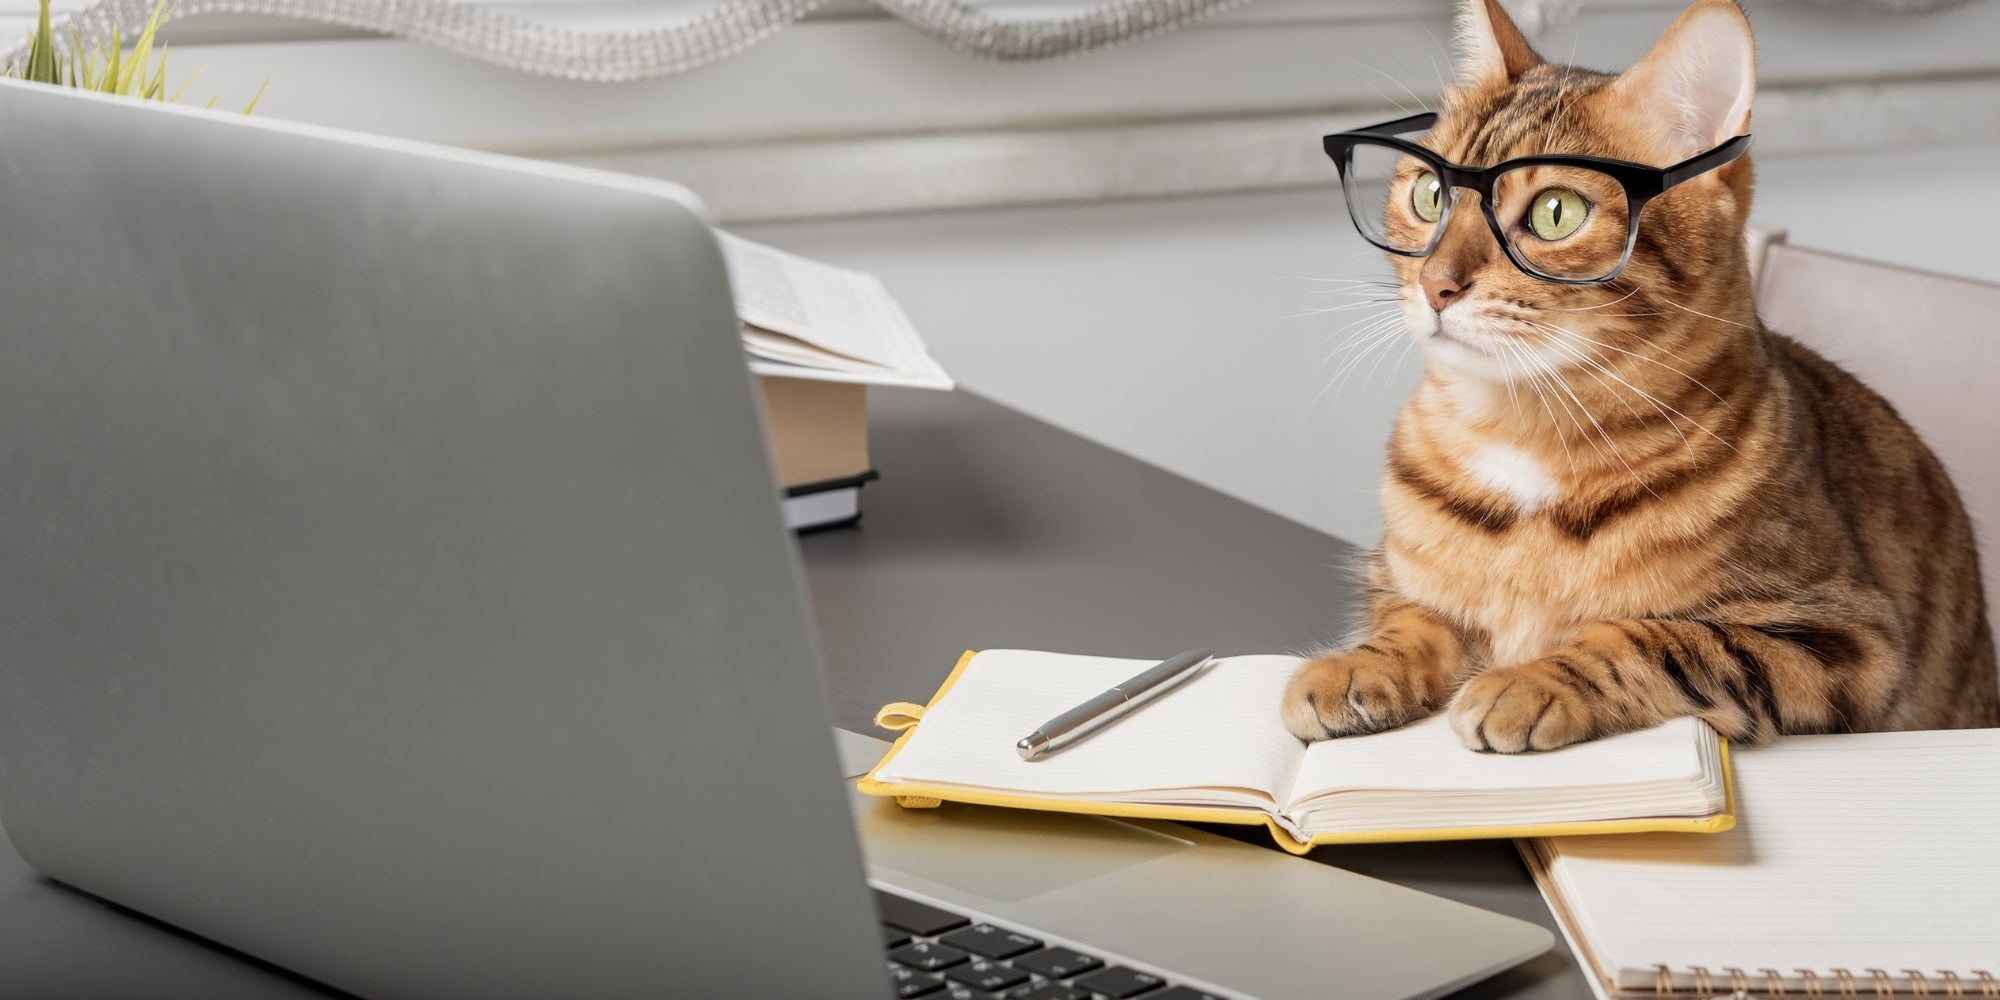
<box><xmin>1465</xmin><ymin>444</ymin><xmax>1559</xmax><ymax>511</ymax></box>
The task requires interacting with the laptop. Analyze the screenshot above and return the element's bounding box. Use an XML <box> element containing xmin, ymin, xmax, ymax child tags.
<box><xmin>0</xmin><ymin>78</ymin><xmax>1551</xmax><ymax>999</ymax></box>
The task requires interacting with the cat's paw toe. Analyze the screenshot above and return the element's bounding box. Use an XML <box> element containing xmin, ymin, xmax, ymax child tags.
<box><xmin>1281</xmin><ymin>649</ymin><xmax>1439</xmax><ymax>742</ymax></box>
<box><xmin>1448</xmin><ymin>665</ymin><xmax>1597</xmax><ymax>753</ymax></box>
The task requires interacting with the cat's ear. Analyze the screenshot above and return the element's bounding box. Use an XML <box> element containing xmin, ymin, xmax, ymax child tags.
<box><xmin>1610</xmin><ymin>1</ymin><xmax>1756</xmax><ymax>161</ymax></box>
<box><xmin>1455</xmin><ymin>0</ymin><xmax>1543</xmax><ymax>87</ymax></box>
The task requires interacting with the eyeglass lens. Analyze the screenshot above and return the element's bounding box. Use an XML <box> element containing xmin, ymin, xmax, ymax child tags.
<box><xmin>1494</xmin><ymin>164</ymin><xmax>1631</xmax><ymax>282</ymax></box>
<box><xmin>1340</xmin><ymin>140</ymin><xmax>1634</xmax><ymax>282</ymax></box>
<box><xmin>1342</xmin><ymin>142</ymin><xmax>1443</xmax><ymax>255</ymax></box>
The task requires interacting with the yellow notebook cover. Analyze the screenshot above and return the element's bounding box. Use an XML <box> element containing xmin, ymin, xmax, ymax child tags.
<box><xmin>855</xmin><ymin>650</ymin><xmax>1736</xmax><ymax>855</ymax></box>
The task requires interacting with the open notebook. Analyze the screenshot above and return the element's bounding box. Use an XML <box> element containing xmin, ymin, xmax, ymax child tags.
<box><xmin>717</xmin><ymin>231</ymin><xmax>952</xmax><ymax>390</ymax></box>
<box><xmin>1523</xmin><ymin>728</ymin><xmax>2000</xmax><ymax>1000</ymax></box>
<box><xmin>859</xmin><ymin>650</ymin><xmax>1734</xmax><ymax>853</ymax></box>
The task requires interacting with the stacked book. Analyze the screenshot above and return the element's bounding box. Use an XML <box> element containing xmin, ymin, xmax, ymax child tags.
<box><xmin>717</xmin><ymin>232</ymin><xmax>953</xmax><ymax>531</ymax></box>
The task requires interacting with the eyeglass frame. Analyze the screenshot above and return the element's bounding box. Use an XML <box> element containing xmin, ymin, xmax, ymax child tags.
<box><xmin>1321</xmin><ymin>112</ymin><xmax>1754</xmax><ymax>285</ymax></box>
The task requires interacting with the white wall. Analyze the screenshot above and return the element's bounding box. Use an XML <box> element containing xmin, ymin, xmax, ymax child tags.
<box><xmin>93</xmin><ymin>0</ymin><xmax>2000</xmax><ymax>549</ymax></box>
<box><xmin>738</xmin><ymin>141</ymin><xmax>2000</xmax><ymax>548</ymax></box>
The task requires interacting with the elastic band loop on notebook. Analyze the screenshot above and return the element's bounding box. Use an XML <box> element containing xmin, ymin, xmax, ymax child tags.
<box><xmin>873</xmin><ymin>702</ymin><xmax>928</xmax><ymax>732</ymax></box>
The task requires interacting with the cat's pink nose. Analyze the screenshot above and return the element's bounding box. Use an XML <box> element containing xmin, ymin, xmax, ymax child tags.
<box><xmin>1421</xmin><ymin>272</ymin><xmax>1468</xmax><ymax>312</ymax></box>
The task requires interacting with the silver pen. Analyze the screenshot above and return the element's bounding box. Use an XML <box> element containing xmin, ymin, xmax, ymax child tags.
<box><xmin>1015</xmin><ymin>649</ymin><xmax>1215</xmax><ymax>761</ymax></box>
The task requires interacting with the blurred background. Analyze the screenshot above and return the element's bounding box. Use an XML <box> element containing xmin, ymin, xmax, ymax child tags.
<box><xmin>21</xmin><ymin>0</ymin><xmax>1995</xmax><ymax>547</ymax></box>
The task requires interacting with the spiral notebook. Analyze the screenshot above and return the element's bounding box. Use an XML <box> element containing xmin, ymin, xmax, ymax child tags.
<box><xmin>1522</xmin><ymin>728</ymin><xmax>2000</xmax><ymax>999</ymax></box>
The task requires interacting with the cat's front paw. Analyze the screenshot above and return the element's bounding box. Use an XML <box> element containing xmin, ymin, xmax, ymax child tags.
<box><xmin>1281</xmin><ymin>648</ymin><xmax>1442</xmax><ymax>742</ymax></box>
<box><xmin>1447</xmin><ymin>664</ymin><xmax>1600</xmax><ymax>753</ymax></box>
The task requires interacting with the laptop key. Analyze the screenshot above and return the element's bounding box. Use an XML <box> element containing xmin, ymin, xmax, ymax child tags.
<box><xmin>1072</xmin><ymin>965</ymin><xmax>1168</xmax><ymax>998</ymax></box>
<box><xmin>1011</xmin><ymin>947</ymin><xmax>1102</xmax><ymax>980</ymax></box>
<box><xmin>883</xmin><ymin>925</ymin><xmax>913</xmax><ymax>949</ymax></box>
<box><xmin>890</xmin><ymin>941</ymin><xmax>972</xmax><ymax>972</ymax></box>
<box><xmin>999</xmin><ymin>984</ymin><xmax>1091</xmax><ymax>1000</ymax></box>
<box><xmin>945</xmin><ymin>958</ymin><xmax>1031</xmax><ymax>992</ymax></box>
<box><xmin>887</xmin><ymin>964</ymin><xmax>948</xmax><ymax>998</ymax></box>
<box><xmin>876</xmin><ymin>889</ymin><xmax>973</xmax><ymax>936</ymax></box>
<box><xmin>1150</xmin><ymin>989</ymin><xmax>1227</xmax><ymax>1000</ymax></box>
<box><xmin>939</xmin><ymin>923</ymin><xmax>1042</xmax><ymax>960</ymax></box>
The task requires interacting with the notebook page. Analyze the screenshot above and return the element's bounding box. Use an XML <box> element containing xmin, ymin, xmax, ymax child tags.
<box><xmin>1288</xmin><ymin>714</ymin><xmax>1712</xmax><ymax>797</ymax></box>
<box><xmin>1541</xmin><ymin>728</ymin><xmax>2000</xmax><ymax>991</ymax></box>
<box><xmin>872</xmin><ymin>650</ymin><xmax>1307</xmax><ymax>804</ymax></box>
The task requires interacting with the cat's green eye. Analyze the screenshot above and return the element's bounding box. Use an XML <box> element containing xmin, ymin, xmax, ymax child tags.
<box><xmin>1410</xmin><ymin>171</ymin><xmax>1443</xmax><ymax>223</ymax></box>
<box><xmin>1528</xmin><ymin>188</ymin><xmax>1588</xmax><ymax>241</ymax></box>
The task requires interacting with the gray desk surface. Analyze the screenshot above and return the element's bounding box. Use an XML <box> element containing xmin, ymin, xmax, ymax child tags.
<box><xmin>0</xmin><ymin>387</ymin><xmax>1585</xmax><ymax>999</ymax></box>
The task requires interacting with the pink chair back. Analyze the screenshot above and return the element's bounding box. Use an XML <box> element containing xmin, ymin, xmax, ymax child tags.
<box><xmin>1756</xmin><ymin>243</ymin><xmax>2000</xmax><ymax>628</ymax></box>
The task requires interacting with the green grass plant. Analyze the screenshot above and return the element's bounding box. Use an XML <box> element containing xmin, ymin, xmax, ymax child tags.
<box><xmin>5</xmin><ymin>0</ymin><xmax>266</xmax><ymax>111</ymax></box>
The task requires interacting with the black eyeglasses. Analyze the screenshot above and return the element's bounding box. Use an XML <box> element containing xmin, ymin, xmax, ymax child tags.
<box><xmin>1322</xmin><ymin>112</ymin><xmax>1752</xmax><ymax>284</ymax></box>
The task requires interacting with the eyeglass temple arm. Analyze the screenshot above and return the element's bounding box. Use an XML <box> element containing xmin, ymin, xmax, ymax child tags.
<box><xmin>1347</xmin><ymin>111</ymin><xmax>1439</xmax><ymax>138</ymax></box>
<box><xmin>1661</xmin><ymin>133</ymin><xmax>1753</xmax><ymax>190</ymax></box>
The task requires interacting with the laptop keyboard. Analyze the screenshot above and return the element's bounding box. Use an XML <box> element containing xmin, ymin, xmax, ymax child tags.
<box><xmin>875</xmin><ymin>888</ymin><xmax>1223</xmax><ymax>1000</ymax></box>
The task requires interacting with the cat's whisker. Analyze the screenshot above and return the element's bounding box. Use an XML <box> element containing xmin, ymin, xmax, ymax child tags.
<box><xmin>1320</xmin><ymin>316</ymin><xmax>1400</xmax><ymax>368</ymax></box>
<box><xmin>1513</xmin><ymin>344</ymin><xmax>1635</xmax><ymax>484</ymax></box>
<box><xmin>1280</xmin><ymin>274</ymin><xmax>1401</xmax><ymax>285</ymax></box>
<box><xmin>1314</xmin><ymin>312</ymin><xmax>1407</xmax><ymax>385</ymax></box>
<box><xmin>1611</xmin><ymin>264</ymin><xmax>1758</xmax><ymax>331</ymax></box>
<box><xmin>1539</xmin><ymin>286</ymin><xmax>1641</xmax><ymax>313</ymax></box>
<box><xmin>1538</xmin><ymin>354</ymin><xmax>1659</xmax><ymax>499</ymax></box>
<box><xmin>1291</xmin><ymin>298</ymin><xmax>1397</xmax><ymax>337</ymax></box>
<box><xmin>1318</xmin><ymin>310</ymin><xmax>1417</xmax><ymax>400</ymax></box>
<box><xmin>1531</xmin><ymin>320</ymin><xmax>1738</xmax><ymax>455</ymax></box>
<box><xmin>1532</xmin><ymin>325</ymin><xmax>1704</xmax><ymax>462</ymax></box>
<box><xmin>1315</xmin><ymin>331</ymin><xmax>1406</xmax><ymax>405</ymax></box>
<box><xmin>1501</xmin><ymin>341</ymin><xmax>1581</xmax><ymax>478</ymax></box>
<box><xmin>1302</xmin><ymin>293</ymin><xmax>1400</xmax><ymax>302</ymax></box>
<box><xmin>1286</xmin><ymin>299</ymin><xmax>1398</xmax><ymax>319</ymax></box>
<box><xmin>1490</xmin><ymin>337</ymin><xmax>1527</xmax><ymax>425</ymax></box>
<box><xmin>1354</xmin><ymin>61</ymin><xmax>1434</xmax><ymax>114</ymax></box>
<box><xmin>1316</xmin><ymin>323</ymin><xmax>1404</xmax><ymax>372</ymax></box>
<box><xmin>1534</xmin><ymin>361</ymin><xmax>1613</xmax><ymax>466</ymax></box>
<box><xmin>1319</xmin><ymin>321</ymin><xmax>1406</xmax><ymax>384</ymax></box>
<box><xmin>1536</xmin><ymin>333</ymin><xmax>1651</xmax><ymax>427</ymax></box>
<box><xmin>1409</xmin><ymin>15</ymin><xmax>1454</xmax><ymax>97</ymax></box>
<box><xmin>1532</xmin><ymin>317</ymin><xmax>1731</xmax><ymax>409</ymax></box>
<box><xmin>1542</xmin><ymin>32</ymin><xmax>1582</xmax><ymax>154</ymax></box>
<box><xmin>1377</xmin><ymin>337</ymin><xmax>1422</xmax><ymax>398</ymax></box>
<box><xmin>1366</xmin><ymin>324</ymin><xmax>1421</xmax><ymax>387</ymax></box>
<box><xmin>1656</xmin><ymin>293</ymin><xmax>1757</xmax><ymax>330</ymax></box>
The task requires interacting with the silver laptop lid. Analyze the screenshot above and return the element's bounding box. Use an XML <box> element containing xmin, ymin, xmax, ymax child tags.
<box><xmin>0</xmin><ymin>79</ymin><xmax>884</xmax><ymax>1000</ymax></box>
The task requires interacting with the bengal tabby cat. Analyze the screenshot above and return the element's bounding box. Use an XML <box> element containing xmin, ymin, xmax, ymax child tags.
<box><xmin>1281</xmin><ymin>0</ymin><xmax>1997</xmax><ymax>752</ymax></box>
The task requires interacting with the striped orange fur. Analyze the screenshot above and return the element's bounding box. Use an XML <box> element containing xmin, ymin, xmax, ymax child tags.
<box><xmin>1281</xmin><ymin>0</ymin><xmax>1998</xmax><ymax>752</ymax></box>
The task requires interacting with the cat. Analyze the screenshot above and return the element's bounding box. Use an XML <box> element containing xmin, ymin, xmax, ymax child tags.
<box><xmin>1281</xmin><ymin>0</ymin><xmax>1999</xmax><ymax>752</ymax></box>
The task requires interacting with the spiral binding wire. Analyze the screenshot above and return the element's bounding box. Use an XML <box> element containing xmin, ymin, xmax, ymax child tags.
<box><xmin>1647</xmin><ymin>966</ymin><xmax>1999</xmax><ymax>999</ymax></box>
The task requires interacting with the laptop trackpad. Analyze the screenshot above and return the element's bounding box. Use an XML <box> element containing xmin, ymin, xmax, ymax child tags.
<box><xmin>854</xmin><ymin>795</ymin><xmax>1193</xmax><ymax>904</ymax></box>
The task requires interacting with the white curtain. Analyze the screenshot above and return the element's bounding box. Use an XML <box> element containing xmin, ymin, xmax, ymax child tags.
<box><xmin>3</xmin><ymin>0</ymin><xmax>1979</xmax><ymax>84</ymax></box>
<box><xmin>1</xmin><ymin>0</ymin><xmax>1257</xmax><ymax>81</ymax></box>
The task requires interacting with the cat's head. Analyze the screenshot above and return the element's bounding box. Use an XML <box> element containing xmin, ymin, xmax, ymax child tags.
<box><xmin>1387</xmin><ymin>0</ymin><xmax>1757</xmax><ymax>384</ymax></box>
